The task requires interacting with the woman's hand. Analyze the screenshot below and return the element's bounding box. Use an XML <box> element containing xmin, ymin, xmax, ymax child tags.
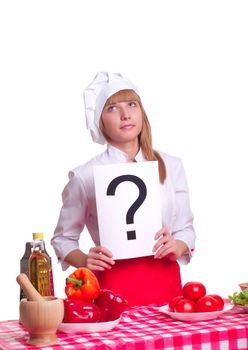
<box><xmin>152</xmin><ymin>227</ymin><xmax>188</xmax><ymax>261</ymax></box>
<box><xmin>86</xmin><ymin>246</ymin><xmax>115</xmax><ymax>271</ymax></box>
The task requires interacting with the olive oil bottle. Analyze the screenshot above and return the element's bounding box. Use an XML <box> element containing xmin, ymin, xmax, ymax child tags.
<box><xmin>28</xmin><ymin>232</ymin><xmax>54</xmax><ymax>296</ymax></box>
<box><xmin>20</xmin><ymin>242</ymin><xmax>32</xmax><ymax>300</ymax></box>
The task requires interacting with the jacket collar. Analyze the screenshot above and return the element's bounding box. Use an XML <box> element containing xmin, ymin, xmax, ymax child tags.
<box><xmin>107</xmin><ymin>144</ymin><xmax>145</xmax><ymax>162</ymax></box>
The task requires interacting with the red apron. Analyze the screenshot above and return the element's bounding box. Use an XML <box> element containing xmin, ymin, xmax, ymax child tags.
<box><xmin>97</xmin><ymin>256</ymin><xmax>182</xmax><ymax>307</ymax></box>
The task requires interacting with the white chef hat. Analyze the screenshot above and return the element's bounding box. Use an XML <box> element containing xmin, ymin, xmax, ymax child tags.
<box><xmin>84</xmin><ymin>71</ymin><xmax>139</xmax><ymax>144</ymax></box>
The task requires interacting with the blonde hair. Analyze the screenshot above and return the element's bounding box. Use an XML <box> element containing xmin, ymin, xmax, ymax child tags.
<box><xmin>100</xmin><ymin>89</ymin><xmax>166</xmax><ymax>183</ymax></box>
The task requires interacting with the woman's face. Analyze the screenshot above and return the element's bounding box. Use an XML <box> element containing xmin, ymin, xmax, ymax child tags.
<box><xmin>101</xmin><ymin>99</ymin><xmax>143</xmax><ymax>147</ymax></box>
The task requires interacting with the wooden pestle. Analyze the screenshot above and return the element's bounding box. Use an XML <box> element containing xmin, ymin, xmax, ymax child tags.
<box><xmin>16</xmin><ymin>273</ymin><xmax>45</xmax><ymax>302</ymax></box>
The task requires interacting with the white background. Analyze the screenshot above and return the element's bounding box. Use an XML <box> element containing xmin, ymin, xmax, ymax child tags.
<box><xmin>0</xmin><ymin>0</ymin><xmax>247</xmax><ymax>321</ymax></box>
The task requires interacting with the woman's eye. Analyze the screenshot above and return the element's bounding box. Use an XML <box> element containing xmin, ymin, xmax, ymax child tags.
<box><xmin>107</xmin><ymin>105</ymin><xmax>117</xmax><ymax>112</ymax></box>
<box><xmin>129</xmin><ymin>101</ymin><xmax>137</xmax><ymax>107</ymax></box>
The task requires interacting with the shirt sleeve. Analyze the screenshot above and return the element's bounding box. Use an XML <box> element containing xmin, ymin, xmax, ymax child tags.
<box><xmin>170</xmin><ymin>159</ymin><xmax>196</xmax><ymax>264</ymax></box>
<box><xmin>51</xmin><ymin>170</ymin><xmax>87</xmax><ymax>270</ymax></box>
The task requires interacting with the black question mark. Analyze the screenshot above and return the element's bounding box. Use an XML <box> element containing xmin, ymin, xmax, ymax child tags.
<box><xmin>106</xmin><ymin>175</ymin><xmax>147</xmax><ymax>240</ymax></box>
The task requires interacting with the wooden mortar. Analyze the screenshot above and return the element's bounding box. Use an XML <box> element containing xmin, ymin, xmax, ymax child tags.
<box><xmin>16</xmin><ymin>273</ymin><xmax>64</xmax><ymax>346</ymax></box>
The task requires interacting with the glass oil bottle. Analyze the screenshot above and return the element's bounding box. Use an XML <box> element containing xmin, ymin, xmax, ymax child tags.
<box><xmin>28</xmin><ymin>232</ymin><xmax>53</xmax><ymax>296</ymax></box>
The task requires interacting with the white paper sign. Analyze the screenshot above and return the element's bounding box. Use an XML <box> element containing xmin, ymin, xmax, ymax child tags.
<box><xmin>93</xmin><ymin>161</ymin><xmax>162</xmax><ymax>259</ymax></box>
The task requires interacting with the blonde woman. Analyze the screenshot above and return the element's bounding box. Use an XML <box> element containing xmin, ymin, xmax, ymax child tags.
<box><xmin>51</xmin><ymin>72</ymin><xmax>196</xmax><ymax>306</ymax></box>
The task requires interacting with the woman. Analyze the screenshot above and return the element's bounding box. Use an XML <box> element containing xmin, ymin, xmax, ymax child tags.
<box><xmin>51</xmin><ymin>71</ymin><xmax>196</xmax><ymax>306</ymax></box>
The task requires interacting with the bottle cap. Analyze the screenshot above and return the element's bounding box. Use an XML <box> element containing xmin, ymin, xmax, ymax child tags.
<box><xmin>33</xmin><ymin>232</ymin><xmax>44</xmax><ymax>240</ymax></box>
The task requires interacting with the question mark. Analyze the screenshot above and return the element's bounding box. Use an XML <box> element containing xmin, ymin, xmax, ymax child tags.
<box><xmin>106</xmin><ymin>175</ymin><xmax>147</xmax><ymax>240</ymax></box>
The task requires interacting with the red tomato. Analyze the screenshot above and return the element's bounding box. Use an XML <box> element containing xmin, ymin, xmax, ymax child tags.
<box><xmin>174</xmin><ymin>298</ymin><xmax>196</xmax><ymax>313</ymax></box>
<box><xmin>168</xmin><ymin>295</ymin><xmax>184</xmax><ymax>311</ymax></box>
<box><xmin>182</xmin><ymin>281</ymin><xmax>206</xmax><ymax>301</ymax></box>
<box><xmin>208</xmin><ymin>294</ymin><xmax>224</xmax><ymax>311</ymax></box>
<box><xmin>196</xmin><ymin>295</ymin><xmax>219</xmax><ymax>312</ymax></box>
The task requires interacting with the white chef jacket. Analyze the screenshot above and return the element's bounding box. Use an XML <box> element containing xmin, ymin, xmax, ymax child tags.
<box><xmin>51</xmin><ymin>145</ymin><xmax>196</xmax><ymax>270</ymax></box>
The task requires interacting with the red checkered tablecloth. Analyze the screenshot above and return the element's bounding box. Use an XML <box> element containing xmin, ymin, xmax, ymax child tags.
<box><xmin>0</xmin><ymin>305</ymin><xmax>248</xmax><ymax>350</ymax></box>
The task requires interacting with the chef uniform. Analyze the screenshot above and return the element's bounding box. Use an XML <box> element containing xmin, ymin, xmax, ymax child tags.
<box><xmin>51</xmin><ymin>72</ymin><xmax>196</xmax><ymax>306</ymax></box>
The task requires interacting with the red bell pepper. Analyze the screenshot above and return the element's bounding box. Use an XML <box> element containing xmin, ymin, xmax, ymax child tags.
<box><xmin>65</xmin><ymin>267</ymin><xmax>100</xmax><ymax>301</ymax></box>
<box><xmin>63</xmin><ymin>299</ymin><xmax>101</xmax><ymax>323</ymax></box>
<box><xmin>94</xmin><ymin>289</ymin><xmax>128</xmax><ymax>321</ymax></box>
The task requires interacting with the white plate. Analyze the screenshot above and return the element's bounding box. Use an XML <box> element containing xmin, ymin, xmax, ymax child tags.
<box><xmin>58</xmin><ymin>317</ymin><xmax>121</xmax><ymax>333</ymax></box>
<box><xmin>159</xmin><ymin>302</ymin><xmax>233</xmax><ymax>322</ymax></box>
<box><xmin>232</xmin><ymin>304</ymin><xmax>248</xmax><ymax>313</ymax></box>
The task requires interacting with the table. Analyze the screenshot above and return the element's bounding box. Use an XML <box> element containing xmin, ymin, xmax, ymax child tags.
<box><xmin>0</xmin><ymin>304</ymin><xmax>248</xmax><ymax>350</ymax></box>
